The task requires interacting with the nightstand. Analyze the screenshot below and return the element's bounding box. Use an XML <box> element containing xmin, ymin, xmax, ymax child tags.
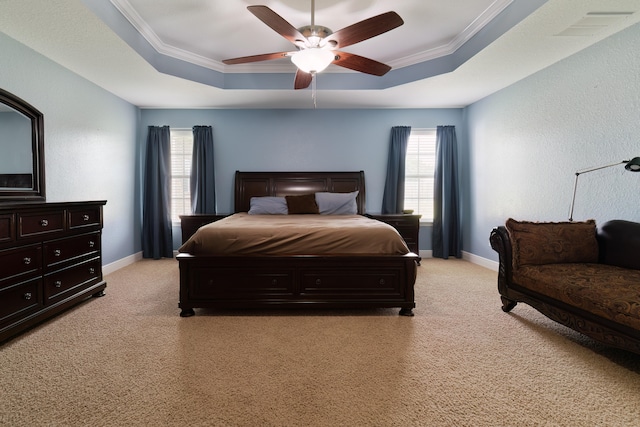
<box><xmin>366</xmin><ymin>213</ymin><xmax>421</xmax><ymax>257</ymax></box>
<box><xmin>180</xmin><ymin>214</ymin><xmax>228</xmax><ymax>244</ymax></box>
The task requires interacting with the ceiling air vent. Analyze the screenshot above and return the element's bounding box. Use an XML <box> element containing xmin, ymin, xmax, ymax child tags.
<box><xmin>555</xmin><ymin>11</ymin><xmax>635</xmax><ymax>36</ymax></box>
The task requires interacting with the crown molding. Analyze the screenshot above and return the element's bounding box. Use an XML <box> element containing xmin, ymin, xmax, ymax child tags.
<box><xmin>388</xmin><ymin>0</ymin><xmax>513</xmax><ymax>68</ymax></box>
<box><xmin>110</xmin><ymin>0</ymin><xmax>513</xmax><ymax>74</ymax></box>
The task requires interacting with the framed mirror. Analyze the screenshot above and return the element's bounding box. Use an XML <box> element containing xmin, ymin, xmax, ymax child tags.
<box><xmin>0</xmin><ymin>88</ymin><xmax>45</xmax><ymax>201</ymax></box>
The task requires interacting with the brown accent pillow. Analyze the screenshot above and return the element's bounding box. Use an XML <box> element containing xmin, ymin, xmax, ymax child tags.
<box><xmin>285</xmin><ymin>194</ymin><xmax>319</xmax><ymax>214</ymax></box>
<box><xmin>505</xmin><ymin>218</ymin><xmax>598</xmax><ymax>269</ymax></box>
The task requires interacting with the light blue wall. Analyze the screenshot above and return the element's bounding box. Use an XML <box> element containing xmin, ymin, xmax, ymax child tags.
<box><xmin>7</xmin><ymin>16</ymin><xmax>638</xmax><ymax>266</ymax></box>
<box><xmin>0</xmin><ymin>32</ymin><xmax>141</xmax><ymax>266</ymax></box>
<box><xmin>140</xmin><ymin>108</ymin><xmax>464</xmax><ymax>249</ymax></box>
<box><xmin>465</xmin><ymin>22</ymin><xmax>640</xmax><ymax>262</ymax></box>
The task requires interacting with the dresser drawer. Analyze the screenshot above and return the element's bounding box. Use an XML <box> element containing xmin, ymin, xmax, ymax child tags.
<box><xmin>366</xmin><ymin>214</ymin><xmax>421</xmax><ymax>255</ymax></box>
<box><xmin>382</xmin><ymin>219</ymin><xmax>418</xmax><ymax>229</ymax></box>
<box><xmin>44</xmin><ymin>232</ymin><xmax>100</xmax><ymax>269</ymax></box>
<box><xmin>0</xmin><ymin>201</ymin><xmax>106</xmax><ymax>343</ymax></box>
<box><xmin>0</xmin><ymin>244</ymin><xmax>42</xmax><ymax>284</ymax></box>
<box><xmin>0</xmin><ymin>214</ymin><xmax>15</xmax><ymax>244</ymax></box>
<box><xmin>18</xmin><ymin>210</ymin><xmax>65</xmax><ymax>238</ymax></box>
<box><xmin>0</xmin><ymin>277</ymin><xmax>42</xmax><ymax>326</ymax></box>
<box><xmin>401</xmin><ymin>236</ymin><xmax>418</xmax><ymax>250</ymax></box>
<box><xmin>44</xmin><ymin>257</ymin><xmax>102</xmax><ymax>303</ymax></box>
<box><xmin>180</xmin><ymin>214</ymin><xmax>228</xmax><ymax>244</ymax></box>
<box><xmin>395</xmin><ymin>226</ymin><xmax>418</xmax><ymax>248</ymax></box>
<box><xmin>69</xmin><ymin>206</ymin><xmax>102</xmax><ymax>229</ymax></box>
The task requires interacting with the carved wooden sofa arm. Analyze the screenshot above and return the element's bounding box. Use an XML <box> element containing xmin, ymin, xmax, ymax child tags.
<box><xmin>489</xmin><ymin>226</ymin><xmax>517</xmax><ymax>312</ymax></box>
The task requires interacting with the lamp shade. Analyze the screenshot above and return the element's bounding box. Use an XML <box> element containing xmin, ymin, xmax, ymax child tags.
<box><xmin>291</xmin><ymin>48</ymin><xmax>335</xmax><ymax>74</ymax></box>
<box><xmin>624</xmin><ymin>157</ymin><xmax>640</xmax><ymax>171</ymax></box>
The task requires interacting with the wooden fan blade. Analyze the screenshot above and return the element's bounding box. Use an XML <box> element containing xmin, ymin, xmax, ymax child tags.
<box><xmin>247</xmin><ymin>5</ymin><xmax>307</xmax><ymax>46</ymax></box>
<box><xmin>223</xmin><ymin>52</ymin><xmax>290</xmax><ymax>65</ymax></box>
<box><xmin>332</xmin><ymin>51</ymin><xmax>391</xmax><ymax>76</ymax></box>
<box><xmin>294</xmin><ymin>69</ymin><xmax>313</xmax><ymax>89</ymax></box>
<box><xmin>323</xmin><ymin>12</ymin><xmax>403</xmax><ymax>49</ymax></box>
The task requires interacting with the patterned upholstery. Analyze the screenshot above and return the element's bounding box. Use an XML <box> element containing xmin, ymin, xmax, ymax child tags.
<box><xmin>506</xmin><ymin>218</ymin><xmax>598</xmax><ymax>268</ymax></box>
<box><xmin>491</xmin><ymin>219</ymin><xmax>640</xmax><ymax>353</ymax></box>
<box><xmin>514</xmin><ymin>264</ymin><xmax>640</xmax><ymax>330</ymax></box>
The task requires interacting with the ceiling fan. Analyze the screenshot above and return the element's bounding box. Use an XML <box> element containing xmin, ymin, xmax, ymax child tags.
<box><xmin>222</xmin><ymin>1</ymin><xmax>404</xmax><ymax>90</ymax></box>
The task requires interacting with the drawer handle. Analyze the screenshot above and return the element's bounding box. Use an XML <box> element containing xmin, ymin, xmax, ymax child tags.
<box><xmin>379</xmin><ymin>279</ymin><xmax>386</xmax><ymax>285</ymax></box>
<box><xmin>315</xmin><ymin>279</ymin><xmax>322</xmax><ymax>285</ymax></box>
<box><xmin>88</xmin><ymin>241</ymin><xmax>95</xmax><ymax>248</ymax></box>
<box><xmin>271</xmin><ymin>279</ymin><xmax>278</xmax><ymax>285</ymax></box>
<box><xmin>54</xmin><ymin>249</ymin><xmax>62</xmax><ymax>257</ymax></box>
<box><xmin>54</xmin><ymin>280</ymin><xmax>62</xmax><ymax>288</ymax></box>
<box><xmin>23</xmin><ymin>257</ymin><xmax>32</xmax><ymax>265</ymax></box>
<box><xmin>83</xmin><ymin>214</ymin><xmax>90</xmax><ymax>221</ymax></box>
<box><xmin>89</xmin><ymin>267</ymin><xmax>95</xmax><ymax>275</ymax></box>
<box><xmin>24</xmin><ymin>292</ymin><xmax>32</xmax><ymax>300</ymax></box>
<box><xmin>41</xmin><ymin>219</ymin><xmax>49</xmax><ymax>227</ymax></box>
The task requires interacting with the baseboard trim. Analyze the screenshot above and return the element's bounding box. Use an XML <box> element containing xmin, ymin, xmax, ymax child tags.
<box><xmin>463</xmin><ymin>251</ymin><xmax>498</xmax><ymax>271</ymax></box>
<box><xmin>419</xmin><ymin>249</ymin><xmax>432</xmax><ymax>259</ymax></box>
<box><xmin>103</xmin><ymin>251</ymin><xmax>143</xmax><ymax>275</ymax></box>
<box><xmin>102</xmin><ymin>250</ymin><xmax>498</xmax><ymax>275</ymax></box>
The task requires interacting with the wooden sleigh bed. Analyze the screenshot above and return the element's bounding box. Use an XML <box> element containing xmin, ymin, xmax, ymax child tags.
<box><xmin>176</xmin><ymin>171</ymin><xmax>419</xmax><ymax>316</ymax></box>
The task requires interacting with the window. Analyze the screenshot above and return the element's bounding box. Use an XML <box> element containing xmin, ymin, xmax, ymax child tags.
<box><xmin>404</xmin><ymin>128</ymin><xmax>436</xmax><ymax>222</ymax></box>
<box><xmin>170</xmin><ymin>129</ymin><xmax>193</xmax><ymax>222</ymax></box>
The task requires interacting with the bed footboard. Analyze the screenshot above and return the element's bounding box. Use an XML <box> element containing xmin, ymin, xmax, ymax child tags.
<box><xmin>177</xmin><ymin>253</ymin><xmax>418</xmax><ymax>316</ymax></box>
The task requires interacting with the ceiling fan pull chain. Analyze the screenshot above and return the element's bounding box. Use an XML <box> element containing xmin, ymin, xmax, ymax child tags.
<box><xmin>313</xmin><ymin>74</ymin><xmax>317</xmax><ymax>109</ymax></box>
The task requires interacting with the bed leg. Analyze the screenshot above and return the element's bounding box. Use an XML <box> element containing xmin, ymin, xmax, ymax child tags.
<box><xmin>399</xmin><ymin>308</ymin><xmax>414</xmax><ymax>316</ymax></box>
<box><xmin>180</xmin><ymin>308</ymin><xmax>195</xmax><ymax>317</ymax></box>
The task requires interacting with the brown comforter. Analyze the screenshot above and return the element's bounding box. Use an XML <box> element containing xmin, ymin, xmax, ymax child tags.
<box><xmin>178</xmin><ymin>213</ymin><xmax>410</xmax><ymax>255</ymax></box>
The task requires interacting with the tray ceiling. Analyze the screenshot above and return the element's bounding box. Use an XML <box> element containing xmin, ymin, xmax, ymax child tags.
<box><xmin>1</xmin><ymin>0</ymin><xmax>639</xmax><ymax>108</ymax></box>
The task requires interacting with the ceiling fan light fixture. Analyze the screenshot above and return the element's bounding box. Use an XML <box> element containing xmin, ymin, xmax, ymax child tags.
<box><xmin>291</xmin><ymin>48</ymin><xmax>335</xmax><ymax>74</ymax></box>
<box><xmin>223</xmin><ymin>6</ymin><xmax>403</xmax><ymax>90</ymax></box>
<box><xmin>308</xmin><ymin>35</ymin><xmax>322</xmax><ymax>46</ymax></box>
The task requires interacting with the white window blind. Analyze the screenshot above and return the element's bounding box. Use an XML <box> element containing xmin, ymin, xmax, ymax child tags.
<box><xmin>170</xmin><ymin>129</ymin><xmax>193</xmax><ymax>222</ymax></box>
<box><xmin>404</xmin><ymin>128</ymin><xmax>436</xmax><ymax>222</ymax></box>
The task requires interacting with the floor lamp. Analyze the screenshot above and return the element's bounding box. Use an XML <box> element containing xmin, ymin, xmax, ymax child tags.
<box><xmin>568</xmin><ymin>157</ymin><xmax>640</xmax><ymax>221</ymax></box>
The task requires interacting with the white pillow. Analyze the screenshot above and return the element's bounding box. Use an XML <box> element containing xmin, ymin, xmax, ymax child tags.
<box><xmin>248</xmin><ymin>197</ymin><xmax>288</xmax><ymax>215</ymax></box>
<box><xmin>315</xmin><ymin>191</ymin><xmax>359</xmax><ymax>215</ymax></box>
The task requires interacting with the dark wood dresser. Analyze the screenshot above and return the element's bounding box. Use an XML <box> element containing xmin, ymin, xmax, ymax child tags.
<box><xmin>0</xmin><ymin>201</ymin><xmax>107</xmax><ymax>343</ymax></box>
<box><xmin>180</xmin><ymin>214</ymin><xmax>228</xmax><ymax>244</ymax></box>
<box><xmin>366</xmin><ymin>213</ymin><xmax>421</xmax><ymax>256</ymax></box>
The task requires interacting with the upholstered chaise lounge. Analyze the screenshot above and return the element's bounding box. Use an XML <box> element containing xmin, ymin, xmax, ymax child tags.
<box><xmin>490</xmin><ymin>218</ymin><xmax>640</xmax><ymax>355</ymax></box>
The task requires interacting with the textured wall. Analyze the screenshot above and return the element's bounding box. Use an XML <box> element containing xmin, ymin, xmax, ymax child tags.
<box><xmin>465</xmin><ymin>22</ymin><xmax>640</xmax><ymax>261</ymax></box>
<box><xmin>0</xmin><ymin>32</ymin><xmax>140</xmax><ymax>265</ymax></box>
<box><xmin>9</xmin><ymin>16</ymin><xmax>638</xmax><ymax>265</ymax></box>
<box><xmin>140</xmin><ymin>108</ymin><xmax>464</xmax><ymax>250</ymax></box>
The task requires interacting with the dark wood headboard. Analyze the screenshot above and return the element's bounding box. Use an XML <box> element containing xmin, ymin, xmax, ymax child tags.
<box><xmin>234</xmin><ymin>171</ymin><xmax>366</xmax><ymax>214</ymax></box>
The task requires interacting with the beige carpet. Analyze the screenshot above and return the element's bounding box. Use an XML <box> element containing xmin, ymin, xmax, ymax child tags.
<box><xmin>1</xmin><ymin>259</ymin><xmax>639</xmax><ymax>427</ymax></box>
